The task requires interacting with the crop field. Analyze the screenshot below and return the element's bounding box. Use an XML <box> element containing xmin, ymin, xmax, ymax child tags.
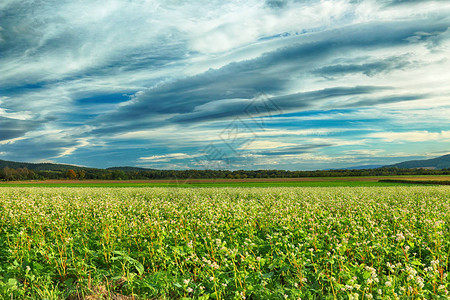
<box><xmin>1</xmin><ymin>175</ymin><xmax>450</xmax><ymax>188</ymax></box>
<box><xmin>0</xmin><ymin>187</ymin><xmax>449</xmax><ymax>299</ymax></box>
<box><xmin>0</xmin><ymin>181</ymin><xmax>406</xmax><ymax>188</ymax></box>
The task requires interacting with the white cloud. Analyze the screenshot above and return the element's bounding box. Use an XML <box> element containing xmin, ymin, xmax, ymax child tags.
<box><xmin>345</xmin><ymin>149</ymin><xmax>385</xmax><ymax>156</ymax></box>
<box><xmin>368</xmin><ymin>131</ymin><xmax>450</xmax><ymax>142</ymax></box>
<box><xmin>54</xmin><ymin>138</ymin><xmax>90</xmax><ymax>158</ymax></box>
<box><xmin>0</xmin><ymin>107</ymin><xmax>33</xmax><ymax>120</ymax></box>
<box><xmin>241</xmin><ymin>140</ymin><xmax>297</xmax><ymax>150</ymax></box>
<box><xmin>139</xmin><ymin>153</ymin><xmax>203</xmax><ymax>163</ymax></box>
<box><xmin>0</xmin><ymin>136</ymin><xmax>26</xmax><ymax>145</ymax></box>
<box><xmin>187</xmin><ymin>0</ymin><xmax>356</xmax><ymax>54</ymax></box>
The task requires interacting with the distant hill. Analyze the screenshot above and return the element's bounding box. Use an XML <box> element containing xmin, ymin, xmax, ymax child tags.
<box><xmin>0</xmin><ymin>159</ymin><xmax>156</xmax><ymax>172</ymax></box>
<box><xmin>385</xmin><ymin>154</ymin><xmax>450</xmax><ymax>170</ymax></box>
<box><xmin>0</xmin><ymin>159</ymin><xmax>158</xmax><ymax>173</ymax></box>
<box><xmin>0</xmin><ymin>159</ymin><xmax>95</xmax><ymax>171</ymax></box>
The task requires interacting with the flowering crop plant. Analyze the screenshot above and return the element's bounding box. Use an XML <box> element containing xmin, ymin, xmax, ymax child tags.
<box><xmin>0</xmin><ymin>186</ymin><xmax>449</xmax><ymax>299</ymax></box>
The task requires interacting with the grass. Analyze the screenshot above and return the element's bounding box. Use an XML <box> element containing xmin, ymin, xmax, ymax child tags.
<box><xmin>379</xmin><ymin>179</ymin><xmax>450</xmax><ymax>185</ymax></box>
<box><xmin>0</xmin><ymin>186</ymin><xmax>449</xmax><ymax>299</ymax></box>
<box><xmin>2</xmin><ymin>175</ymin><xmax>450</xmax><ymax>188</ymax></box>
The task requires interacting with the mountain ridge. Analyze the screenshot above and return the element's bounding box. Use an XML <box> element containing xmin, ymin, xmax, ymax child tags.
<box><xmin>0</xmin><ymin>159</ymin><xmax>94</xmax><ymax>171</ymax></box>
<box><xmin>384</xmin><ymin>154</ymin><xmax>450</xmax><ymax>170</ymax></box>
<box><xmin>0</xmin><ymin>159</ymin><xmax>157</xmax><ymax>172</ymax></box>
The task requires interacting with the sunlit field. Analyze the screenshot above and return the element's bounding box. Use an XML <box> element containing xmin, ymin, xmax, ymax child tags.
<box><xmin>0</xmin><ymin>187</ymin><xmax>449</xmax><ymax>299</ymax></box>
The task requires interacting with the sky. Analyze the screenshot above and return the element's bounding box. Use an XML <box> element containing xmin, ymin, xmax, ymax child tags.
<box><xmin>1</xmin><ymin>0</ymin><xmax>450</xmax><ymax>170</ymax></box>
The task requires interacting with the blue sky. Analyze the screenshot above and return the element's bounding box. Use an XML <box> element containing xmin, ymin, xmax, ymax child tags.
<box><xmin>1</xmin><ymin>0</ymin><xmax>450</xmax><ymax>170</ymax></box>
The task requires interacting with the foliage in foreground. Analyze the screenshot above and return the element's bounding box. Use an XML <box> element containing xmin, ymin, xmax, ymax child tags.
<box><xmin>0</xmin><ymin>187</ymin><xmax>449</xmax><ymax>299</ymax></box>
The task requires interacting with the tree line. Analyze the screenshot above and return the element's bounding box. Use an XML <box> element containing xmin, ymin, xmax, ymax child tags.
<box><xmin>1</xmin><ymin>166</ymin><xmax>450</xmax><ymax>181</ymax></box>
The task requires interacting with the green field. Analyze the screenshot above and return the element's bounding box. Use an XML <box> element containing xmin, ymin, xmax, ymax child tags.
<box><xmin>2</xmin><ymin>175</ymin><xmax>449</xmax><ymax>188</ymax></box>
<box><xmin>1</xmin><ymin>186</ymin><xmax>449</xmax><ymax>299</ymax></box>
<box><xmin>0</xmin><ymin>181</ymin><xmax>408</xmax><ymax>188</ymax></box>
<box><xmin>0</xmin><ymin>179</ymin><xmax>437</xmax><ymax>188</ymax></box>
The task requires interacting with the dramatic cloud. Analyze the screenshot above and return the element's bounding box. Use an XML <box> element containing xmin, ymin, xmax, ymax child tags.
<box><xmin>0</xmin><ymin>117</ymin><xmax>42</xmax><ymax>142</ymax></box>
<box><xmin>1</xmin><ymin>0</ymin><xmax>449</xmax><ymax>169</ymax></box>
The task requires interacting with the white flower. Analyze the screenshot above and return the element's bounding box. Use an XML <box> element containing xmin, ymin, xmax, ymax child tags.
<box><xmin>396</xmin><ymin>232</ymin><xmax>405</xmax><ymax>241</ymax></box>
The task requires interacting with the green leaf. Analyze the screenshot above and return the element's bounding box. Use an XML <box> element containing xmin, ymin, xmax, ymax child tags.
<box><xmin>32</xmin><ymin>262</ymin><xmax>43</xmax><ymax>271</ymax></box>
<box><xmin>65</xmin><ymin>278</ymin><xmax>74</xmax><ymax>286</ymax></box>
<box><xmin>411</xmin><ymin>260</ymin><xmax>422</xmax><ymax>266</ymax></box>
<box><xmin>134</xmin><ymin>261</ymin><xmax>144</xmax><ymax>275</ymax></box>
<box><xmin>7</xmin><ymin>278</ymin><xmax>18</xmax><ymax>287</ymax></box>
<box><xmin>280</xmin><ymin>265</ymin><xmax>290</xmax><ymax>272</ymax></box>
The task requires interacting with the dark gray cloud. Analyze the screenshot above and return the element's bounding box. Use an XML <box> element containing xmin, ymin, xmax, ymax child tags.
<box><xmin>0</xmin><ymin>135</ymin><xmax>79</xmax><ymax>161</ymax></box>
<box><xmin>0</xmin><ymin>117</ymin><xmax>43</xmax><ymax>141</ymax></box>
<box><xmin>265</xmin><ymin>0</ymin><xmax>289</xmax><ymax>9</ymax></box>
<box><xmin>172</xmin><ymin>86</ymin><xmax>386</xmax><ymax>123</ymax></box>
<box><xmin>314</xmin><ymin>56</ymin><xmax>412</xmax><ymax>77</ymax></box>
<box><xmin>381</xmin><ymin>0</ymin><xmax>436</xmax><ymax>6</ymax></box>
<box><xmin>91</xmin><ymin>86</ymin><xmax>385</xmax><ymax>135</ymax></box>
<box><xmin>348</xmin><ymin>0</ymin><xmax>434</xmax><ymax>5</ymax></box>
<box><xmin>345</xmin><ymin>94</ymin><xmax>429</xmax><ymax>107</ymax></box>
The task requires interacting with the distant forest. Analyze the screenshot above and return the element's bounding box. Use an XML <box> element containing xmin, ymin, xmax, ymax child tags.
<box><xmin>1</xmin><ymin>166</ymin><xmax>450</xmax><ymax>181</ymax></box>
